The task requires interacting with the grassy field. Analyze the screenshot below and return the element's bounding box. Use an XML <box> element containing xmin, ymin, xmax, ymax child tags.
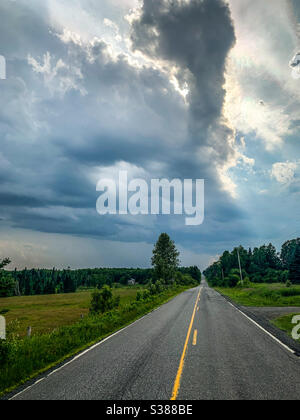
<box><xmin>0</xmin><ymin>285</ymin><xmax>190</xmax><ymax>396</ymax></box>
<box><xmin>0</xmin><ymin>288</ymin><xmax>139</xmax><ymax>338</ymax></box>
<box><xmin>215</xmin><ymin>283</ymin><xmax>300</xmax><ymax>307</ymax></box>
<box><xmin>272</xmin><ymin>313</ymin><xmax>300</xmax><ymax>342</ymax></box>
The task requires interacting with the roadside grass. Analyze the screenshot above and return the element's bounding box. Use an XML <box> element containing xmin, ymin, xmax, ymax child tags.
<box><xmin>215</xmin><ymin>283</ymin><xmax>300</xmax><ymax>307</ymax></box>
<box><xmin>272</xmin><ymin>313</ymin><xmax>300</xmax><ymax>342</ymax></box>
<box><xmin>0</xmin><ymin>285</ymin><xmax>190</xmax><ymax>397</ymax></box>
<box><xmin>0</xmin><ymin>288</ymin><xmax>138</xmax><ymax>338</ymax></box>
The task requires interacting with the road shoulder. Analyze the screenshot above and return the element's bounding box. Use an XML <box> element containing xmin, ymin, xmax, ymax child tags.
<box><xmin>215</xmin><ymin>290</ymin><xmax>300</xmax><ymax>356</ymax></box>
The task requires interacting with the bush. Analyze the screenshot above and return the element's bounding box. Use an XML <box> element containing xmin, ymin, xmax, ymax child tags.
<box><xmin>148</xmin><ymin>282</ymin><xmax>157</xmax><ymax>296</ymax></box>
<box><xmin>155</xmin><ymin>280</ymin><xmax>165</xmax><ymax>294</ymax></box>
<box><xmin>136</xmin><ymin>289</ymin><xmax>152</xmax><ymax>302</ymax></box>
<box><xmin>227</xmin><ymin>269</ymin><xmax>241</xmax><ymax>287</ymax></box>
<box><xmin>89</xmin><ymin>286</ymin><xmax>120</xmax><ymax>314</ymax></box>
<box><xmin>281</xmin><ymin>271</ymin><xmax>289</xmax><ymax>283</ymax></box>
<box><xmin>174</xmin><ymin>272</ymin><xmax>198</xmax><ymax>287</ymax></box>
<box><xmin>237</xmin><ymin>277</ymin><xmax>251</xmax><ymax>288</ymax></box>
<box><xmin>279</xmin><ymin>288</ymin><xmax>300</xmax><ymax>297</ymax></box>
<box><xmin>136</xmin><ymin>291</ymin><xmax>143</xmax><ymax>301</ymax></box>
<box><xmin>250</xmin><ymin>273</ymin><xmax>263</xmax><ymax>283</ymax></box>
<box><xmin>286</xmin><ymin>280</ymin><xmax>292</xmax><ymax>288</ymax></box>
<box><xmin>0</xmin><ymin>340</ymin><xmax>10</xmax><ymax>364</ymax></box>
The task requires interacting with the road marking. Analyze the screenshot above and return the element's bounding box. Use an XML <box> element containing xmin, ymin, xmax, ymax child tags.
<box><xmin>225</xmin><ymin>300</ymin><xmax>296</xmax><ymax>355</ymax></box>
<box><xmin>9</xmin><ymin>296</ymin><xmax>182</xmax><ymax>400</ymax></box>
<box><xmin>171</xmin><ymin>288</ymin><xmax>202</xmax><ymax>400</ymax></box>
<box><xmin>192</xmin><ymin>329</ymin><xmax>198</xmax><ymax>346</ymax></box>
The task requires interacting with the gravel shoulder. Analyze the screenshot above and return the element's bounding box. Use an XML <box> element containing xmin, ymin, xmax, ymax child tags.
<box><xmin>217</xmin><ymin>292</ymin><xmax>300</xmax><ymax>356</ymax></box>
<box><xmin>243</xmin><ymin>306</ymin><xmax>300</xmax><ymax>321</ymax></box>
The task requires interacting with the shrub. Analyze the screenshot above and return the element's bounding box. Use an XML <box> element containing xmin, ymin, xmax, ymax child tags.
<box><xmin>148</xmin><ymin>282</ymin><xmax>157</xmax><ymax>296</ymax></box>
<box><xmin>227</xmin><ymin>270</ymin><xmax>241</xmax><ymax>287</ymax></box>
<box><xmin>279</xmin><ymin>288</ymin><xmax>300</xmax><ymax>297</ymax></box>
<box><xmin>237</xmin><ymin>277</ymin><xmax>251</xmax><ymax>288</ymax></box>
<box><xmin>0</xmin><ymin>340</ymin><xmax>10</xmax><ymax>364</ymax></box>
<box><xmin>89</xmin><ymin>286</ymin><xmax>120</xmax><ymax>314</ymax></box>
<box><xmin>281</xmin><ymin>271</ymin><xmax>289</xmax><ymax>283</ymax></box>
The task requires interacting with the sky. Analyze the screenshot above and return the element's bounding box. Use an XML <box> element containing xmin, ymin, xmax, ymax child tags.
<box><xmin>0</xmin><ymin>0</ymin><xmax>299</xmax><ymax>270</ymax></box>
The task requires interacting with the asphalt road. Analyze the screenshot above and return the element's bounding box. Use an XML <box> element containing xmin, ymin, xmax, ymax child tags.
<box><xmin>11</xmin><ymin>283</ymin><xmax>300</xmax><ymax>400</ymax></box>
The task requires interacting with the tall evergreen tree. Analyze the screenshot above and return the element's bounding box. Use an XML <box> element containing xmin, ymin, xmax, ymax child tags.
<box><xmin>0</xmin><ymin>258</ymin><xmax>15</xmax><ymax>297</ymax></box>
<box><xmin>289</xmin><ymin>244</ymin><xmax>300</xmax><ymax>285</ymax></box>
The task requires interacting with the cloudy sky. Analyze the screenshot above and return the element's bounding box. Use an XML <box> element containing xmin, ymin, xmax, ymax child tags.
<box><xmin>0</xmin><ymin>0</ymin><xmax>299</xmax><ymax>270</ymax></box>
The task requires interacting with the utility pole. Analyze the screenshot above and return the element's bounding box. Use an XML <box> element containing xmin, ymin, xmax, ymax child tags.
<box><xmin>237</xmin><ymin>248</ymin><xmax>243</xmax><ymax>286</ymax></box>
<box><xmin>219</xmin><ymin>261</ymin><xmax>224</xmax><ymax>282</ymax></box>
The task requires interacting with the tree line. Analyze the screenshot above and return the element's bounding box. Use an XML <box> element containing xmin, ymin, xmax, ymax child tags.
<box><xmin>0</xmin><ymin>233</ymin><xmax>201</xmax><ymax>298</ymax></box>
<box><xmin>204</xmin><ymin>238</ymin><xmax>300</xmax><ymax>287</ymax></box>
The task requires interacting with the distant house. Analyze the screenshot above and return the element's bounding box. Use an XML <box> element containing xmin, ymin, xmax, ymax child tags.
<box><xmin>128</xmin><ymin>278</ymin><xmax>136</xmax><ymax>286</ymax></box>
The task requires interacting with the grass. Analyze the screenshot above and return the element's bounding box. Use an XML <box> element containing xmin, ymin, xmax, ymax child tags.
<box><xmin>0</xmin><ymin>288</ymin><xmax>138</xmax><ymax>338</ymax></box>
<box><xmin>0</xmin><ymin>285</ymin><xmax>191</xmax><ymax>397</ymax></box>
<box><xmin>272</xmin><ymin>313</ymin><xmax>300</xmax><ymax>342</ymax></box>
<box><xmin>215</xmin><ymin>283</ymin><xmax>300</xmax><ymax>307</ymax></box>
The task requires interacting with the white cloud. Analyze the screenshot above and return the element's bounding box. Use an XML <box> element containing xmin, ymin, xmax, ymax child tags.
<box><xmin>28</xmin><ymin>51</ymin><xmax>87</xmax><ymax>96</ymax></box>
<box><xmin>225</xmin><ymin>0</ymin><xmax>300</xmax><ymax>150</ymax></box>
<box><xmin>271</xmin><ymin>161</ymin><xmax>299</xmax><ymax>184</ymax></box>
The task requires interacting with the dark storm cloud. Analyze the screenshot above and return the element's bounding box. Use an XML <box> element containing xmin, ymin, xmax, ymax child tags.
<box><xmin>131</xmin><ymin>0</ymin><xmax>236</xmax><ymax>160</ymax></box>
<box><xmin>0</xmin><ymin>193</ymin><xmax>45</xmax><ymax>208</ymax></box>
<box><xmin>0</xmin><ymin>0</ymin><xmax>252</xmax><ymax>259</ymax></box>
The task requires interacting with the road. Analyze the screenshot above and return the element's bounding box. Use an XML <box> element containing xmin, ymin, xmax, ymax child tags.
<box><xmin>11</xmin><ymin>283</ymin><xmax>300</xmax><ymax>400</ymax></box>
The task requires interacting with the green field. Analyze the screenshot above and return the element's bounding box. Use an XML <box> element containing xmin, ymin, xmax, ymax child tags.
<box><xmin>0</xmin><ymin>288</ymin><xmax>139</xmax><ymax>338</ymax></box>
<box><xmin>0</xmin><ymin>285</ymin><xmax>190</xmax><ymax>396</ymax></box>
<box><xmin>272</xmin><ymin>313</ymin><xmax>300</xmax><ymax>342</ymax></box>
<box><xmin>215</xmin><ymin>283</ymin><xmax>300</xmax><ymax>307</ymax></box>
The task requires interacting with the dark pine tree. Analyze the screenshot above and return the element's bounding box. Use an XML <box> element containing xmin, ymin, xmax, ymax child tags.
<box><xmin>289</xmin><ymin>244</ymin><xmax>300</xmax><ymax>285</ymax></box>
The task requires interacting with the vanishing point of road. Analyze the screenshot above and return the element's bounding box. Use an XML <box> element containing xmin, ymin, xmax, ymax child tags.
<box><xmin>10</xmin><ymin>282</ymin><xmax>300</xmax><ymax>400</ymax></box>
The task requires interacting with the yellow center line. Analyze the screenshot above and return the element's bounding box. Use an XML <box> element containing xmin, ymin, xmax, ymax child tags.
<box><xmin>192</xmin><ymin>329</ymin><xmax>198</xmax><ymax>346</ymax></box>
<box><xmin>170</xmin><ymin>288</ymin><xmax>202</xmax><ymax>400</ymax></box>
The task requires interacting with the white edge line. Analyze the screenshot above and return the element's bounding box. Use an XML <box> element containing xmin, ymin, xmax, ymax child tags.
<box><xmin>9</xmin><ymin>312</ymin><xmax>150</xmax><ymax>400</ymax></box>
<box><xmin>225</xmin><ymin>300</ymin><xmax>296</xmax><ymax>355</ymax></box>
<box><xmin>9</xmin><ymin>293</ymin><xmax>183</xmax><ymax>400</ymax></box>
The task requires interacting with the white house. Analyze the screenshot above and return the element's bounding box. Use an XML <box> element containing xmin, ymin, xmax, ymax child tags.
<box><xmin>128</xmin><ymin>278</ymin><xmax>136</xmax><ymax>286</ymax></box>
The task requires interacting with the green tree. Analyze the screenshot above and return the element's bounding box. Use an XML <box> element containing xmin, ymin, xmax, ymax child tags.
<box><xmin>63</xmin><ymin>269</ymin><xmax>76</xmax><ymax>294</ymax></box>
<box><xmin>289</xmin><ymin>244</ymin><xmax>300</xmax><ymax>285</ymax></box>
<box><xmin>281</xmin><ymin>239</ymin><xmax>300</xmax><ymax>269</ymax></box>
<box><xmin>152</xmin><ymin>233</ymin><xmax>180</xmax><ymax>283</ymax></box>
<box><xmin>0</xmin><ymin>258</ymin><xmax>15</xmax><ymax>298</ymax></box>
